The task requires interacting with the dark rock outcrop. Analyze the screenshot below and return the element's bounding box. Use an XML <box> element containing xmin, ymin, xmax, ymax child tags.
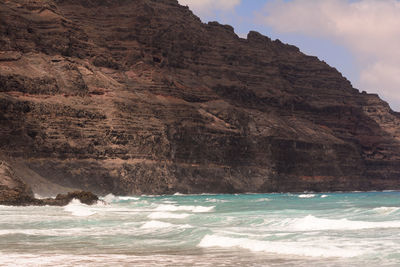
<box><xmin>52</xmin><ymin>191</ymin><xmax>99</xmax><ymax>205</ymax></box>
<box><xmin>0</xmin><ymin>160</ymin><xmax>98</xmax><ymax>206</ymax></box>
<box><xmin>38</xmin><ymin>191</ymin><xmax>99</xmax><ymax>206</ymax></box>
<box><xmin>1</xmin><ymin>0</ymin><xmax>400</xmax><ymax>195</ymax></box>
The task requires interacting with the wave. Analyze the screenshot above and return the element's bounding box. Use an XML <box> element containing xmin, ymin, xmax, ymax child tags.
<box><xmin>0</xmin><ymin>227</ymin><xmax>92</xmax><ymax>236</ymax></box>
<box><xmin>148</xmin><ymin>212</ymin><xmax>190</xmax><ymax>219</ymax></box>
<box><xmin>162</xmin><ymin>201</ymin><xmax>177</xmax><ymax>204</ymax></box>
<box><xmin>0</xmin><ymin>252</ymin><xmax>126</xmax><ymax>266</ymax></box>
<box><xmin>63</xmin><ymin>199</ymin><xmax>96</xmax><ymax>217</ymax></box>
<box><xmin>320</xmin><ymin>195</ymin><xmax>329</xmax><ymax>198</ymax></box>
<box><xmin>198</xmin><ymin>234</ymin><xmax>363</xmax><ymax>258</ymax></box>
<box><xmin>255</xmin><ymin>198</ymin><xmax>271</xmax><ymax>202</ymax></box>
<box><xmin>118</xmin><ymin>196</ymin><xmax>140</xmax><ymax>201</ymax></box>
<box><xmin>140</xmin><ymin>220</ymin><xmax>174</xmax><ymax>229</ymax></box>
<box><xmin>172</xmin><ymin>192</ymin><xmax>217</xmax><ymax>197</ymax></box>
<box><xmin>206</xmin><ymin>199</ymin><xmax>228</xmax><ymax>203</ymax></box>
<box><xmin>298</xmin><ymin>194</ymin><xmax>316</xmax><ymax>198</ymax></box>
<box><xmin>140</xmin><ymin>220</ymin><xmax>192</xmax><ymax>229</ymax></box>
<box><xmin>103</xmin><ymin>193</ymin><xmax>121</xmax><ymax>203</ymax></box>
<box><xmin>102</xmin><ymin>194</ymin><xmax>140</xmax><ymax>203</ymax></box>
<box><xmin>0</xmin><ymin>252</ymin><xmax>223</xmax><ymax>266</ymax></box>
<box><xmin>283</xmin><ymin>215</ymin><xmax>400</xmax><ymax>231</ymax></box>
<box><xmin>373</xmin><ymin>207</ymin><xmax>400</xmax><ymax>214</ymax></box>
<box><xmin>154</xmin><ymin>204</ymin><xmax>214</xmax><ymax>213</ymax></box>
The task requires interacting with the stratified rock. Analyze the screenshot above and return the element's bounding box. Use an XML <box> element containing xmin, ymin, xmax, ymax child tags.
<box><xmin>0</xmin><ymin>159</ymin><xmax>99</xmax><ymax>206</ymax></box>
<box><xmin>0</xmin><ymin>160</ymin><xmax>36</xmax><ymax>205</ymax></box>
<box><xmin>0</xmin><ymin>0</ymin><xmax>400</xmax><ymax>194</ymax></box>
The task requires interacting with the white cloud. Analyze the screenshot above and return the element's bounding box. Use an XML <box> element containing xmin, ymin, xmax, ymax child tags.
<box><xmin>359</xmin><ymin>62</ymin><xmax>400</xmax><ymax>104</ymax></box>
<box><xmin>178</xmin><ymin>0</ymin><xmax>241</xmax><ymax>17</ymax></box>
<box><xmin>257</xmin><ymin>0</ymin><xmax>400</xmax><ymax>110</ymax></box>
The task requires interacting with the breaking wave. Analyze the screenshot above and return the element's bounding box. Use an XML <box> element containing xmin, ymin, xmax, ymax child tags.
<box><xmin>198</xmin><ymin>234</ymin><xmax>363</xmax><ymax>258</ymax></box>
<box><xmin>282</xmin><ymin>215</ymin><xmax>400</xmax><ymax>231</ymax></box>
<box><xmin>373</xmin><ymin>207</ymin><xmax>400</xmax><ymax>214</ymax></box>
<box><xmin>141</xmin><ymin>220</ymin><xmax>174</xmax><ymax>229</ymax></box>
<box><xmin>102</xmin><ymin>194</ymin><xmax>140</xmax><ymax>203</ymax></box>
<box><xmin>63</xmin><ymin>199</ymin><xmax>96</xmax><ymax>217</ymax></box>
<box><xmin>154</xmin><ymin>204</ymin><xmax>214</xmax><ymax>213</ymax></box>
<box><xmin>298</xmin><ymin>194</ymin><xmax>316</xmax><ymax>198</ymax></box>
<box><xmin>147</xmin><ymin>212</ymin><xmax>190</xmax><ymax>219</ymax></box>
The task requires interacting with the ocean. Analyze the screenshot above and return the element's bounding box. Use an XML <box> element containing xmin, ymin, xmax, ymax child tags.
<box><xmin>1</xmin><ymin>192</ymin><xmax>400</xmax><ymax>266</ymax></box>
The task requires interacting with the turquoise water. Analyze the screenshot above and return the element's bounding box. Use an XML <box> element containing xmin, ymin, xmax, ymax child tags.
<box><xmin>1</xmin><ymin>192</ymin><xmax>400</xmax><ymax>266</ymax></box>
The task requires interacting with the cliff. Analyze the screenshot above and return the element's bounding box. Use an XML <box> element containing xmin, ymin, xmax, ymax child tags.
<box><xmin>0</xmin><ymin>160</ymin><xmax>99</xmax><ymax>205</ymax></box>
<box><xmin>1</xmin><ymin>0</ymin><xmax>400</xmax><ymax>195</ymax></box>
<box><xmin>0</xmin><ymin>160</ymin><xmax>35</xmax><ymax>205</ymax></box>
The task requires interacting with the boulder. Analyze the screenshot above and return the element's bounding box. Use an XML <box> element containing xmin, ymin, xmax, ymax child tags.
<box><xmin>52</xmin><ymin>191</ymin><xmax>99</xmax><ymax>206</ymax></box>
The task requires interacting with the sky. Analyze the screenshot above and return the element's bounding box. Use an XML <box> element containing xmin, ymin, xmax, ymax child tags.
<box><xmin>178</xmin><ymin>0</ymin><xmax>400</xmax><ymax>111</ymax></box>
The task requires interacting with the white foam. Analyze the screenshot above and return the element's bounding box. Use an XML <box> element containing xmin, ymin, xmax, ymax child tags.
<box><xmin>206</xmin><ymin>199</ymin><xmax>228</xmax><ymax>203</ymax></box>
<box><xmin>0</xmin><ymin>252</ymin><xmax>126</xmax><ymax>266</ymax></box>
<box><xmin>192</xmin><ymin>206</ymin><xmax>215</xmax><ymax>212</ymax></box>
<box><xmin>162</xmin><ymin>201</ymin><xmax>177</xmax><ymax>204</ymax></box>
<box><xmin>154</xmin><ymin>204</ymin><xmax>214</xmax><ymax>213</ymax></box>
<box><xmin>373</xmin><ymin>207</ymin><xmax>400</xmax><ymax>214</ymax></box>
<box><xmin>198</xmin><ymin>234</ymin><xmax>363</xmax><ymax>258</ymax></box>
<box><xmin>103</xmin><ymin>194</ymin><xmax>139</xmax><ymax>203</ymax></box>
<box><xmin>118</xmin><ymin>196</ymin><xmax>140</xmax><ymax>201</ymax></box>
<box><xmin>284</xmin><ymin>215</ymin><xmax>400</xmax><ymax>231</ymax></box>
<box><xmin>63</xmin><ymin>199</ymin><xmax>96</xmax><ymax>217</ymax></box>
<box><xmin>0</xmin><ymin>227</ymin><xmax>94</xmax><ymax>236</ymax></box>
<box><xmin>0</xmin><ymin>252</ymin><xmax>220</xmax><ymax>266</ymax></box>
<box><xmin>140</xmin><ymin>220</ymin><xmax>173</xmax><ymax>229</ymax></box>
<box><xmin>298</xmin><ymin>194</ymin><xmax>316</xmax><ymax>198</ymax></box>
<box><xmin>255</xmin><ymin>198</ymin><xmax>271</xmax><ymax>202</ymax></box>
<box><xmin>148</xmin><ymin>212</ymin><xmax>190</xmax><ymax>219</ymax></box>
<box><xmin>103</xmin><ymin>193</ymin><xmax>118</xmax><ymax>203</ymax></box>
<box><xmin>0</xmin><ymin>224</ymin><xmax>175</xmax><ymax>237</ymax></box>
<box><xmin>320</xmin><ymin>195</ymin><xmax>329</xmax><ymax>198</ymax></box>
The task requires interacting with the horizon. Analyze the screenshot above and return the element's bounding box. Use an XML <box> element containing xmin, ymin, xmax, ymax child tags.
<box><xmin>179</xmin><ymin>0</ymin><xmax>400</xmax><ymax>111</ymax></box>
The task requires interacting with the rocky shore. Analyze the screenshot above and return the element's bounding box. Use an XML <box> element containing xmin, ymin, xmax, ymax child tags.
<box><xmin>0</xmin><ymin>160</ymin><xmax>98</xmax><ymax>206</ymax></box>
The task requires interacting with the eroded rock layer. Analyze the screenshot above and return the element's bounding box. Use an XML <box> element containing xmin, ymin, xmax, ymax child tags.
<box><xmin>1</xmin><ymin>0</ymin><xmax>400</xmax><ymax>195</ymax></box>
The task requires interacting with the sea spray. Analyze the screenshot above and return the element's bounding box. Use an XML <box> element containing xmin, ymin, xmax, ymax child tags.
<box><xmin>63</xmin><ymin>199</ymin><xmax>96</xmax><ymax>217</ymax></box>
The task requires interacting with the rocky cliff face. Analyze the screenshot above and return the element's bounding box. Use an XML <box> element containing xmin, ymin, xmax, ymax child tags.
<box><xmin>0</xmin><ymin>159</ymin><xmax>98</xmax><ymax>206</ymax></box>
<box><xmin>0</xmin><ymin>160</ymin><xmax>35</xmax><ymax>205</ymax></box>
<box><xmin>1</xmin><ymin>0</ymin><xmax>400</xmax><ymax>195</ymax></box>
<box><xmin>0</xmin><ymin>159</ymin><xmax>99</xmax><ymax>205</ymax></box>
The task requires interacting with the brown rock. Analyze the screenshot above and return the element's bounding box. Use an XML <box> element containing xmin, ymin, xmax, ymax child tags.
<box><xmin>52</xmin><ymin>191</ymin><xmax>99</xmax><ymax>205</ymax></box>
<box><xmin>0</xmin><ymin>0</ymin><xmax>399</xmax><ymax>195</ymax></box>
<box><xmin>0</xmin><ymin>159</ymin><xmax>99</xmax><ymax>206</ymax></box>
<box><xmin>0</xmin><ymin>160</ymin><xmax>36</xmax><ymax>205</ymax></box>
